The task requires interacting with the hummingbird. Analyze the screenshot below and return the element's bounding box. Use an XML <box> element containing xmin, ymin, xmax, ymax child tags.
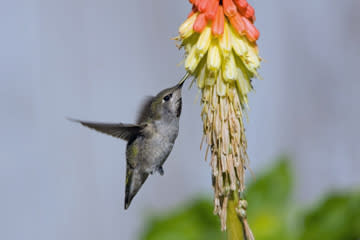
<box><xmin>69</xmin><ymin>74</ymin><xmax>189</xmax><ymax>209</ymax></box>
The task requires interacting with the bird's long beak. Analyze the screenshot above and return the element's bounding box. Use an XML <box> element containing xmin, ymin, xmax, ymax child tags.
<box><xmin>177</xmin><ymin>72</ymin><xmax>190</xmax><ymax>89</ymax></box>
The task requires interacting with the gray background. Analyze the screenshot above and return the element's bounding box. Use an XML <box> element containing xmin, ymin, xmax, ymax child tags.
<box><xmin>1</xmin><ymin>0</ymin><xmax>359</xmax><ymax>239</ymax></box>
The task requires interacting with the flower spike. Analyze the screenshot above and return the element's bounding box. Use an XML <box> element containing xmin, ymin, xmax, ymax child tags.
<box><xmin>177</xmin><ymin>0</ymin><xmax>261</xmax><ymax>234</ymax></box>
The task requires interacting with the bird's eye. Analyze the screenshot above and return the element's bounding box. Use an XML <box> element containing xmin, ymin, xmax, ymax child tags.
<box><xmin>163</xmin><ymin>94</ymin><xmax>172</xmax><ymax>102</ymax></box>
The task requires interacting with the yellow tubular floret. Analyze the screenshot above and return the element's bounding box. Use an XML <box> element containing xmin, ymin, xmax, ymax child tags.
<box><xmin>219</xmin><ymin>21</ymin><xmax>232</xmax><ymax>57</ymax></box>
<box><xmin>207</xmin><ymin>42</ymin><xmax>221</xmax><ymax>71</ymax></box>
<box><xmin>222</xmin><ymin>52</ymin><xmax>237</xmax><ymax>82</ymax></box>
<box><xmin>230</xmin><ymin>27</ymin><xmax>248</xmax><ymax>58</ymax></box>
<box><xmin>196</xmin><ymin>26</ymin><xmax>212</xmax><ymax>56</ymax></box>
<box><xmin>237</xmin><ymin>62</ymin><xmax>252</xmax><ymax>99</ymax></box>
<box><xmin>179</xmin><ymin>13</ymin><xmax>198</xmax><ymax>39</ymax></box>
<box><xmin>184</xmin><ymin>42</ymin><xmax>192</xmax><ymax>55</ymax></box>
<box><xmin>235</xmin><ymin>80</ymin><xmax>247</xmax><ymax>104</ymax></box>
<box><xmin>246</xmin><ymin>45</ymin><xmax>261</xmax><ymax>71</ymax></box>
<box><xmin>205</xmin><ymin>69</ymin><xmax>216</xmax><ymax>86</ymax></box>
<box><xmin>197</xmin><ymin>63</ymin><xmax>207</xmax><ymax>89</ymax></box>
<box><xmin>185</xmin><ymin>45</ymin><xmax>201</xmax><ymax>73</ymax></box>
<box><xmin>216</xmin><ymin>74</ymin><xmax>227</xmax><ymax>96</ymax></box>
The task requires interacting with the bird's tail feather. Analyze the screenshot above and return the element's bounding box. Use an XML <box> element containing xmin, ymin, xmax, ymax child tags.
<box><xmin>124</xmin><ymin>167</ymin><xmax>149</xmax><ymax>209</ymax></box>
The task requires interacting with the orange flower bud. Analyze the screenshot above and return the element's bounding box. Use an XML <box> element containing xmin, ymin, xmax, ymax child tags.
<box><xmin>243</xmin><ymin>16</ymin><xmax>259</xmax><ymax>42</ymax></box>
<box><xmin>197</xmin><ymin>0</ymin><xmax>209</xmax><ymax>12</ymax></box>
<box><xmin>223</xmin><ymin>0</ymin><xmax>238</xmax><ymax>17</ymax></box>
<box><xmin>205</xmin><ymin>0</ymin><xmax>219</xmax><ymax>20</ymax></box>
<box><xmin>212</xmin><ymin>6</ymin><xmax>225</xmax><ymax>36</ymax></box>
<box><xmin>229</xmin><ymin>11</ymin><xmax>245</xmax><ymax>34</ymax></box>
<box><xmin>193</xmin><ymin>13</ymin><xmax>208</xmax><ymax>33</ymax></box>
<box><xmin>244</xmin><ymin>5</ymin><xmax>255</xmax><ymax>19</ymax></box>
<box><xmin>234</xmin><ymin>0</ymin><xmax>248</xmax><ymax>11</ymax></box>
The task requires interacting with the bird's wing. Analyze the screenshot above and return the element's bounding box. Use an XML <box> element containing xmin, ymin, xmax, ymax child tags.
<box><xmin>69</xmin><ymin>118</ymin><xmax>143</xmax><ymax>141</ymax></box>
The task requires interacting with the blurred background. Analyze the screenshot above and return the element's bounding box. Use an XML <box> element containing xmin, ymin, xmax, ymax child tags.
<box><xmin>1</xmin><ymin>0</ymin><xmax>359</xmax><ymax>239</ymax></box>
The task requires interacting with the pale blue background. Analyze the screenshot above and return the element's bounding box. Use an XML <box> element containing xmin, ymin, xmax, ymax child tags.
<box><xmin>1</xmin><ymin>0</ymin><xmax>360</xmax><ymax>239</ymax></box>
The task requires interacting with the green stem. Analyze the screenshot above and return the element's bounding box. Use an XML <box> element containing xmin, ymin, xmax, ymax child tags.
<box><xmin>227</xmin><ymin>195</ymin><xmax>244</xmax><ymax>240</ymax></box>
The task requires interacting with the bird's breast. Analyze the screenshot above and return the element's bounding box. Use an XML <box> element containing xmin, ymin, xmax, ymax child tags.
<box><xmin>153</xmin><ymin>119</ymin><xmax>179</xmax><ymax>143</ymax></box>
<box><xmin>139</xmin><ymin>120</ymin><xmax>179</xmax><ymax>172</ymax></box>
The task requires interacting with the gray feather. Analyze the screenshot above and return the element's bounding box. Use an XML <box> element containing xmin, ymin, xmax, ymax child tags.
<box><xmin>136</xmin><ymin>96</ymin><xmax>154</xmax><ymax>124</ymax></box>
<box><xmin>68</xmin><ymin>118</ymin><xmax>142</xmax><ymax>141</ymax></box>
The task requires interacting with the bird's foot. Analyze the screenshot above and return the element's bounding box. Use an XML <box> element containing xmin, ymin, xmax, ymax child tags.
<box><xmin>157</xmin><ymin>166</ymin><xmax>164</xmax><ymax>176</ymax></box>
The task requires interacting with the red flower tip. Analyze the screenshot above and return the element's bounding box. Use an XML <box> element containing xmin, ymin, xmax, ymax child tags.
<box><xmin>193</xmin><ymin>13</ymin><xmax>208</xmax><ymax>33</ymax></box>
<box><xmin>197</xmin><ymin>0</ymin><xmax>209</xmax><ymax>12</ymax></box>
<box><xmin>205</xmin><ymin>0</ymin><xmax>219</xmax><ymax>20</ymax></box>
<box><xmin>234</xmin><ymin>0</ymin><xmax>248</xmax><ymax>10</ymax></box>
<box><xmin>244</xmin><ymin>5</ymin><xmax>255</xmax><ymax>19</ymax></box>
<box><xmin>212</xmin><ymin>6</ymin><xmax>224</xmax><ymax>37</ymax></box>
<box><xmin>223</xmin><ymin>0</ymin><xmax>238</xmax><ymax>17</ymax></box>
<box><xmin>229</xmin><ymin>11</ymin><xmax>245</xmax><ymax>34</ymax></box>
<box><xmin>185</xmin><ymin>0</ymin><xmax>260</xmax><ymax>42</ymax></box>
<box><xmin>242</xmin><ymin>16</ymin><xmax>259</xmax><ymax>42</ymax></box>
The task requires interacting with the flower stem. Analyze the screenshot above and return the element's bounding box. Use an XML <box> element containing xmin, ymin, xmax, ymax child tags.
<box><xmin>227</xmin><ymin>195</ymin><xmax>244</xmax><ymax>240</ymax></box>
<box><xmin>227</xmin><ymin>193</ymin><xmax>254</xmax><ymax>240</ymax></box>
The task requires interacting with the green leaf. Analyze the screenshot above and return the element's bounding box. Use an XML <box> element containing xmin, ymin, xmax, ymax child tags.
<box><xmin>300</xmin><ymin>192</ymin><xmax>360</xmax><ymax>240</ymax></box>
<box><xmin>246</xmin><ymin>155</ymin><xmax>293</xmax><ymax>209</ymax></box>
<box><xmin>245</xmin><ymin>156</ymin><xmax>297</xmax><ymax>240</ymax></box>
<box><xmin>141</xmin><ymin>198</ymin><xmax>226</xmax><ymax>240</ymax></box>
